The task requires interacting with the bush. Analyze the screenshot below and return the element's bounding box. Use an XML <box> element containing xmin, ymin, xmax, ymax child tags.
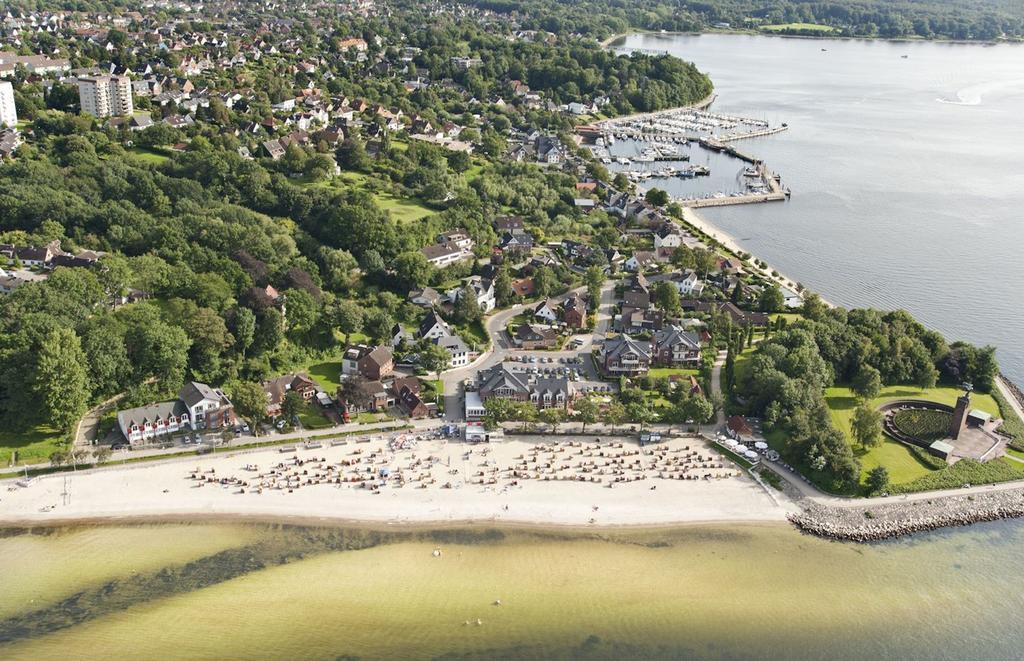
<box><xmin>888</xmin><ymin>459</ymin><xmax>1023</xmax><ymax>494</ymax></box>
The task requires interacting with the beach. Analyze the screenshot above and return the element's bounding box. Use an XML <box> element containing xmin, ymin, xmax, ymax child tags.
<box><xmin>0</xmin><ymin>434</ymin><xmax>796</xmax><ymax>528</ymax></box>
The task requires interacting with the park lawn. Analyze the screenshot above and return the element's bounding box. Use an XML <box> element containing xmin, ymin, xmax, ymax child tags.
<box><xmin>126</xmin><ymin>146</ymin><xmax>171</xmax><ymax>164</ymax></box>
<box><xmin>297</xmin><ymin>403</ymin><xmax>333</xmax><ymax>430</ymax></box>
<box><xmin>826</xmin><ymin>384</ymin><xmax>1001</xmax><ymax>441</ymax></box>
<box><xmin>0</xmin><ymin>425</ymin><xmax>65</xmax><ymax>466</ymax></box>
<box><xmin>761</xmin><ymin>22</ymin><xmax>836</xmax><ymax>33</ymax></box>
<box><xmin>855</xmin><ymin>438</ymin><xmax>935</xmax><ymax>485</ymax></box>
<box><xmin>828</xmin><ymin>384</ymin><xmax>1003</xmax><ymax>486</ymax></box>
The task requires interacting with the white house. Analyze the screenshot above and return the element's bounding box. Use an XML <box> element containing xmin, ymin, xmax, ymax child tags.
<box><xmin>418</xmin><ymin>310</ymin><xmax>451</xmax><ymax>340</ymax></box>
<box><xmin>446</xmin><ymin>276</ymin><xmax>495</xmax><ymax>313</ymax></box>
<box><xmin>532</xmin><ymin>300</ymin><xmax>559</xmax><ymax>323</ymax></box>
<box><xmin>436</xmin><ymin>334</ymin><xmax>470</xmax><ymax>368</ymax></box>
<box><xmin>670</xmin><ymin>269</ymin><xmax>704</xmax><ymax>297</ymax></box>
<box><xmin>178</xmin><ymin>381</ymin><xmax>235</xmax><ymax>431</ymax></box>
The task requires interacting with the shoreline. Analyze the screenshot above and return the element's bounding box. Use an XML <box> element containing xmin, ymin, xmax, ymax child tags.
<box><xmin>599</xmin><ymin>29</ymin><xmax>1020</xmax><ymax>50</ymax></box>
<box><xmin>679</xmin><ymin>206</ymin><xmax>832</xmax><ymax>307</ymax></box>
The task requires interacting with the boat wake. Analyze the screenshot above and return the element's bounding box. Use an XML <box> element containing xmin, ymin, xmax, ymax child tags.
<box><xmin>936</xmin><ymin>78</ymin><xmax>1024</xmax><ymax>106</ymax></box>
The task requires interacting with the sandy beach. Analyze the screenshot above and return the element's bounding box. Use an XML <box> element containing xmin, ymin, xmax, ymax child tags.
<box><xmin>0</xmin><ymin>434</ymin><xmax>796</xmax><ymax>528</ymax></box>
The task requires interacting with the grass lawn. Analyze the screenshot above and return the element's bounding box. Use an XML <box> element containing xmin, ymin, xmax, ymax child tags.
<box><xmin>375</xmin><ymin>191</ymin><xmax>435</xmax><ymax>224</ymax></box>
<box><xmin>458</xmin><ymin>319</ymin><xmax>489</xmax><ymax>350</ymax></box>
<box><xmin>0</xmin><ymin>425</ymin><xmax>66</xmax><ymax>466</ymax></box>
<box><xmin>648</xmin><ymin>367</ymin><xmax>699</xmax><ymax>379</ymax></box>
<box><xmin>769</xmin><ymin>312</ymin><xmax>803</xmax><ymax>325</ymax></box>
<box><xmin>298</xmin><ymin>170</ymin><xmax>435</xmax><ymax>224</ymax></box>
<box><xmin>126</xmin><ymin>146</ymin><xmax>171</xmax><ymax>164</ymax></box>
<box><xmin>297</xmin><ymin>403</ymin><xmax>333</xmax><ymax>430</ymax></box>
<box><xmin>306</xmin><ymin>360</ymin><xmax>344</xmax><ymax>393</ymax></box>
<box><xmin>826</xmin><ymin>384</ymin><xmax>1003</xmax><ymax>486</ymax></box>
<box><xmin>761</xmin><ymin>22</ymin><xmax>836</xmax><ymax>33</ymax></box>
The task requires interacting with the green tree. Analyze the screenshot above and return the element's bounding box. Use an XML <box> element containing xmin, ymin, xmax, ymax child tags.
<box><xmin>232</xmin><ymin>381</ymin><xmax>269</xmax><ymax>435</ymax></box>
<box><xmin>972</xmin><ymin>346</ymin><xmax>998</xmax><ymax>392</ymax></box>
<box><xmin>539</xmin><ymin>407</ymin><xmax>565</xmax><ymax>432</ymax></box>
<box><xmin>852</xmin><ymin>364</ymin><xmax>882</xmax><ymax>401</ymax></box>
<box><xmin>851</xmin><ymin>402</ymin><xmax>882</xmax><ymax>448</ymax></box>
<box><xmin>759</xmin><ymin>285</ymin><xmax>785</xmax><ymax>313</ymax></box>
<box><xmin>392</xmin><ymin>251</ymin><xmax>434</xmax><ymax>291</ymax></box>
<box><xmin>574</xmin><ymin>397</ymin><xmax>599</xmax><ymax>433</ymax></box>
<box><xmin>35</xmin><ymin>328</ymin><xmax>91</xmax><ymax>432</ymax></box>
<box><xmin>584</xmin><ymin>266</ymin><xmax>604</xmax><ymax>312</ymax></box>
<box><xmin>653</xmin><ymin>280</ymin><xmax>681</xmax><ymax>316</ymax></box>
<box><xmin>280</xmin><ymin>390</ymin><xmax>304</xmax><ymax>423</ymax></box>
<box><xmin>866</xmin><ymin>466</ymin><xmax>890</xmax><ymax>494</ymax></box>
<box><xmin>333</xmin><ymin>300</ymin><xmax>364</xmax><ymax>344</ymax></box>
<box><xmin>418</xmin><ymin>342</ymin><xmax>451</xmax><ymax>379</ymax></box>
<box><xmin>644</xmin><ymin>188</ymin><xmax>669</xmax><ymax>206</ymax></box>
<box><xmin>454</xmin><ymin>285</ymin><xmax>482</xmax><ymax>324</ymax></box>
<box><xmin>533</xmin><ymin>266</ymin><xmax>554</xmax><ymax>298</ymax></box>
<box><xmin>494</xmin><ymin>267</ymin><xmax>514</xmax><ymax>306</ymax></box>
<box><xmin>626</xmin><ymin>401</ymin><xmax>655</xmax><ymax>431</ymax></box>
<box><xmin>234</xmin><ymin>307</ymin><xmax>256</xmax><ymax>356</ymax></box>
<box><xmin>603</xmin><ymin>401</ymin><xmax>627</xmax><ymax>427</ymax></box>
<box><xmin>92</xmin><ymin>446</ymin><xmax>113</xmax><ymax>464</ymax></box>
<box><xmin>483</xmin><ymin>396</ymin><xmax>517</xmax><ymax>431</ymax></box>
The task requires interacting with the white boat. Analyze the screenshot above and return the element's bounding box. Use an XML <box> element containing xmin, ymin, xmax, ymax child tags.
<box><xmin>742</xmin><ymin>167</ymin><xmax>760</xmax><ymax>178</ymax></box>
<box><xmin>617</xmin><ymin>157</ymin><xmax>631</xmax><ymax>165</ymax></box>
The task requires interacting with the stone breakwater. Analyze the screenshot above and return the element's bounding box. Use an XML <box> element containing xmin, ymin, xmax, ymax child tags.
<box><xmin>789</xmin><ymin>488</ymin><xmax>1024</xmax><ymax>542</ymax></box>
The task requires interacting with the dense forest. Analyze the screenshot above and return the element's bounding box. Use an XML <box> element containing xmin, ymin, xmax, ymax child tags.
<box><xmin>468</xmin><ymin>0</ymin><xmax>1024</xmax><ymax>41</ymax></box>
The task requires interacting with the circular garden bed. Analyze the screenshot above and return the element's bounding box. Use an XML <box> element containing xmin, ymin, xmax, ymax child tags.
<box><xmin>879</xmin><ymin>400</ymin><xmax>955</xmax><ymax>450</ymax></box>
<box><xmin>890</xmin><ymin>408</ymin><xmax>953</xmax><ymax>442</ymax></box>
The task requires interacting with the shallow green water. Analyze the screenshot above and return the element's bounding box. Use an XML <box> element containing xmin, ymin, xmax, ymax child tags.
<box><xmin>0</xmin><ymin>520</ymin><xmax>1021</xmax><ymax>659</ymax></box>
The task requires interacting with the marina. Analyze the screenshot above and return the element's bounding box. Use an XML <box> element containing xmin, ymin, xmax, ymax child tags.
<box><xmin>580</xmin><ymin>103</ymin><xmax>790</xmax><ymax>208</ymax></box>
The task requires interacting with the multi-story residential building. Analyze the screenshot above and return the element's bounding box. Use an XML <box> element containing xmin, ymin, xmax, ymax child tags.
<box><xmin>117</xmin><ymin>381</ymin><xmax>234</xmax><ymax>444</ymax></box>
<box><xmin>600</xmin><ymin>334</ymin><xmax>652</xmax><ymax>376</ymax></box>
<box><xmin>78</xmin><ymin>75</ymin><xmax>134</xmax><ymax>117</ymax></box>
<box><xmin>650</xmin><ymin>326</ymin><xmax>703</xmax><ymax>367</ymax></box>
<box><xmin>0</xmin><ymin>81</ymin><xmax>16</xmax><ymax>127</ymax></box>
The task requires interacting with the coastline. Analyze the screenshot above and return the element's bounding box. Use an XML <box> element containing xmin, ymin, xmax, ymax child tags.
<box><xmin>679</xmin><ymin>206</ymin><xmax>831</xmax><ymax>306</ymax></box>
<box><xmin>599</xmin><ymin>28</ymin><xmax>1018</xmax><ymax>50</ymax></box>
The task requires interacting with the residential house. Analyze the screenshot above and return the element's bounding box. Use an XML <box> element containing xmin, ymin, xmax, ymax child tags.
<box><xmin>262</xmin><ymin>373</ymin><xmax>318</xmax><ymax>418</ymax></box>
<box><xmin>624</xmin><ymin>250</ymin><xmax>658</xmax><ymax>273</ymax></box>
<box><xmin>650</xmin><ymin>326</ymin><xmax>703</xmax><ymax>367</ymax></box>
<box><xmin>600</xmin><ymin>334</ymin><xmax>651</xmax><ymax>376</ymax></box>
<box><xmin>511</xmin><ymin>277</ymin><xmax>535</xmax><ymax>298</ymax></box>
<box><xmin>532</xmin><ymin>299</ymin><xmax>559</xmax><ymax>323</ymax></box>
<box><xmin>117</xmin><ymin>400</ymin><xmax>190</xmax><ymax>444</ymax></box>
<box><xmin>446</xmin><ymin>276</ymin><xmax>495</xmax><ymax>313</ymax></box>
<box><xmin>408</xmin><ymin>286</ymin><xmax>444</xmax><ymax>308</ymax></box>
<box><xmin>513</xmin><ymin>323</ymin><xmax>560</xmax><ymax>350</ymax></box>
<box><xmin>340</xmin><ymin>379</ymin><xmax>392</xmax><ymax>413</ymax></box>
<box><xmin>178</xmin><ymin>381</ymin><xmax>235</xmax><ymax>431</ymax></box>
<box><xmin>561</xmin><ymin>293</ymin><xmax>588</xmax><ymax>329</ymax></box>
<box><xmin>435</xmin><ymin>334</ymin><xmax>470</xmax><ymax>368</ymax></box>
<box><xmin>342</xmin><ymin>344</ymin><xmax>394</xmax><ymax>381</ymax></box>
<box><xmin>668</xmin><ymin>269</ymin><xmax>705</xmax><ymax>297</ymax></box>
<box><xmin>421</xmin><ymin>242</ymin><xmax>468</xmax><ymax>268</ymax></box>
<box><xmin>418</xmin><ymin>309</ymin><xmax>451</xmax><ymax>340</ymax></box>
<box><xmin>477</xmin><ymin>364</ymin><xmax>576</xmax><ymax>410</ymax></box>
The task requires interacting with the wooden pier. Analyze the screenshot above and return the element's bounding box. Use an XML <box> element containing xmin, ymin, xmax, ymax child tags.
<box><xmin>675</xmin><ymin>163</ymin><xmax>788</xmax><ymax>208</ymax></box>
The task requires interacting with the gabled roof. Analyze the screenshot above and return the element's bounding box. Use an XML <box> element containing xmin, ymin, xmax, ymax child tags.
<box><xmin>604</xmin><ymin>334</ymin><xmax>651</xmax><ymax>361</ymax></box>
<box><xmin>178</xmin><ymin>381</ymin><xmax>225</xmax><ymax>408</ymax></box>
<box><xmin>418</xmin><ymin>309</ymin><xmax>450</xmax><ymax>338</ymax></box>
